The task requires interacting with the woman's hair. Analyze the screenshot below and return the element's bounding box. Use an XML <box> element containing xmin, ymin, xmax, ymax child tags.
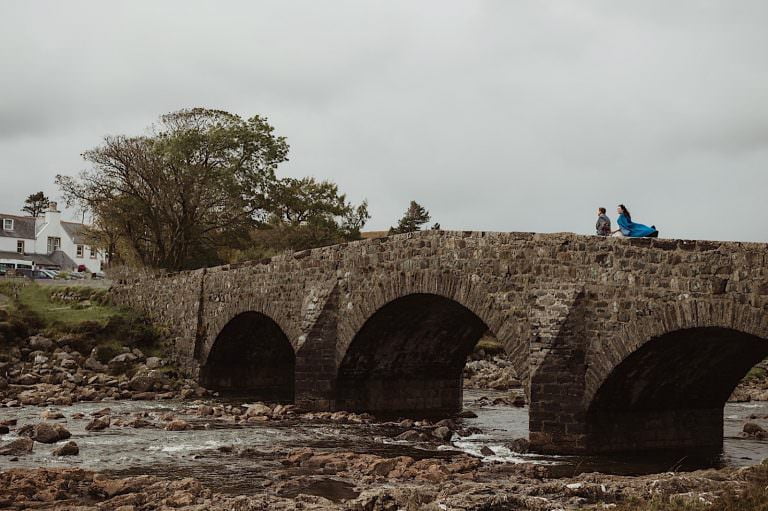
<box><xmin>599</xmin><ymin>207</ymin><xmax>606</xmax><ymax>214</ymax></box>
<box><xmin>618</xmin><ymin>204</ymin><xmax>631</xmax><ymax>221</ymax></box>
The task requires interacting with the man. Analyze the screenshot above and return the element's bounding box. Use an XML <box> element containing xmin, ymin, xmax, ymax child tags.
<box><xmin>596</xmin><ymin>207</ymin><xmax>611</xmax><ymax>236</ymax></box>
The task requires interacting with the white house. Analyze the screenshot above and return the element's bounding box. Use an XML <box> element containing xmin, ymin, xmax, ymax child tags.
<box><xmin>0</xmin><ymin>202</ymin><xmax>106</xmax><ymax>273</ymax></box>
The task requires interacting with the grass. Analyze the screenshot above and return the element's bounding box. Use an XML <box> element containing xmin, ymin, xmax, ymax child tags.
<box><xmin>744</xmin><ymin>366</ymin><xmax>767</xmax><ymax>382</ymax></box>
<box><xmin>0</xmin><ymin>280</ymin><xmax>164</xmax><ymax>355</ymax></box>
<box><xmin>0</xmin><ymin>281</ymin><xmax>118</xmax><ymax>327</ymax></box>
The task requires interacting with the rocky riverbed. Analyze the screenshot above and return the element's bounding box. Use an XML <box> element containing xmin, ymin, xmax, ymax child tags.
<box><xmin>4</xmin><ymin>334</ymin><xmax>768</xmax><ymax>509</ymax></box>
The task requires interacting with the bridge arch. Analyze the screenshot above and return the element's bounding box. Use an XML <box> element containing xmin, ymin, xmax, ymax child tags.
<box><xmin>199</xmin><ymin>311</ymin><xmax>296</xmax><ymax>402</ymax></box>
<box><xmin>584</xmin><ymin>301</ymin><xmax>768</xmax><ymax>453</ymax></box>
<box><xmin>336</xmin><ymin>272</ymin><xmax>532</xmax><ymax>391</ymax></box>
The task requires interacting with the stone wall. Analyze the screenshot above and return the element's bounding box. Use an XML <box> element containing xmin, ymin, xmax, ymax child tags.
<box><xmin>110</xmin><ymin>230</ymin><xmax>768</xmax><ymax>454</ymax></box>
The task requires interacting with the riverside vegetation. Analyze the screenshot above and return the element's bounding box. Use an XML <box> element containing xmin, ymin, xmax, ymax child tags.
<box><xmin>3</xmin><ymin>283</ymin><xmax>768</xmax><ymax>509</ymax></box>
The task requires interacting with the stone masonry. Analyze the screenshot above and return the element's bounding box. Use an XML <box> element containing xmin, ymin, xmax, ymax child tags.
<box><xmin>110</xmin><ymin>231</ymin><xmax>768</xmax><ymax>454</ymax></box>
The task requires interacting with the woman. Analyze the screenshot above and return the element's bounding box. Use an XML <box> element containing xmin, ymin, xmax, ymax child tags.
<box><xmin>612</xmin><ymin>204</ymin><xmax>658</xmax><ymax>238</ymax></box>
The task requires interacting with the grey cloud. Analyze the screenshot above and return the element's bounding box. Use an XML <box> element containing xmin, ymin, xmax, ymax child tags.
<box><xmin>0</xmin><ymin>0</ymin><xmax>766</xmax><ymax>242</ymax></box>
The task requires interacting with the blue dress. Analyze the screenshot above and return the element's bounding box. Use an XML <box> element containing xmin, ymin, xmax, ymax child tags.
<box><xmin>617</xmin><ymin>214</ymin><xmax>657</xmax><ymax>237</ymax></box>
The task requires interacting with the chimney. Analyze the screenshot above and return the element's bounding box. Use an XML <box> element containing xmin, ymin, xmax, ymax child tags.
<box><xmin>44</xmin><ymin>201</ymin><xmax>61</xmax><ymax>226</ymax></box>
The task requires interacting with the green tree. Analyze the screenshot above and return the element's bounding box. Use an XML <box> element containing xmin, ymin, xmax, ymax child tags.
<box><xmin>57</xmin><ymin>108</ymin><xmax>289</xmax><ymax>271</ymax></box>
<box><xmin>226</xmin><ymin>177</ymin><xmax>370</xmax><ymax>262</ymax></box>
<box><xmin>22</xmin><ymin>191</ymin><xmax>49</xmax><ymax>218</ymax></box>
<box><xmin>389</xmin><ymin>201</ymin><xmax>432</xmax><ymax>234</ymax></box>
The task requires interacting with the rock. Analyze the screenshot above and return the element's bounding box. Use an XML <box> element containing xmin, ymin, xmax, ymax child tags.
<box><xmin>455</xmin><ymin>410</ymin><xmax>478</xmax><ymax>419</ymax></box>
<box><xmin>0</xmin><ymin>377</ymin><xmax>7</xmax><ymax>390</ymax></box>
<box><xmin>0</xmin><ymin>437</ymin><xmax>33</xmax><ymax>456</ymax></box>
<box><xmin>432</xmin><ymin>426</ymin><xmax>453</xmax><ymax>442</ymax></box>
<box><xmin>128</xmin><ymin>372</ymin><xmax>167</xmax><ymax>392</ymax></box>
<box><xmin>744</xmin><ymin>422</ymin><xmax>766</xmax><ymax>436</ymax></box>
<box><xmin>370</xmin><ymin>458</ymin><xmax>399</xmax><ymax>476</ymax></box>
<box><xmin>0</xmin><ymin>426</ymin><xmax>8</xmax><ymax>435</ymax></box>
<box><xmin>108</xmin><ymin>353</ymin><xmax>138</xmax><ymax>375</ymax></box>
<box><xmin>507</xmin><ymin>437</ymin><xmax>530</xmax><ymax>454</ymax></box>
<box><xmin>17</xmin><ymin>373</ymin><xmax>40</xmax><ymax>385</ymax></box>
<box><xmin>32</xmin><ymin>423</ymin><xmax>71</xmax><ymax>443</ymax></box>
<box><xmin>395</xmin><ymin>430</ymin><xmax>422</xmax><ymax>442</ymax></box>
<box><xmin>145</xmin><ymin>357</ymin><xmax>163</xmax><ymax>369</ymax></box>
<box><xmin>91</xmin><ymin>407</ymin><xmax>112</xmax><ymax>417</ymax></box>
<box><xmin>398</xmin><ymin>419</ymin><xmax>415</xmax><ymax>428</ymax></box>
<box><xmin>197</xmin><ymin>405</ymin><xmax>214</xmax><ymax>416</ymax></box>
<box><xmin>41</xmin><ymin>409</ymin><xmax>65</xmax><ymax>420</ymax></box>
<box><xmin>34</xmin><ymin>354</ymin><xmax>49</xmax><ymax>365</ymax></box>
<box><xmin>480</xmin><ymin>446</ymin><xmax>495</xmax><ymax>456</ymax></box>
<box><xmin>28</xmin><ymin>336</ymin><xmax>55</xmax><ymax>351</ymax></box>
<box><xmin>245</xmin><ymin>403</ymin><xmax>272</xmax><ymax>418</ymax></box>
<box><xmin>130</xmin><ymin>391</ymin><xmax>157</xmax><ymax>401</ymax></box>
<box><xmin>52</xmin><ymin>441</ymin><xmax>79</xmax><ymax>456</ymax></box>
<box><xmin>434</xmin><ymin>419</ymin><xmax>457</xmax><ymax>430</ymax></box>
<box><xmin>84</xmin><ymin>356</ymin><xmax>108</xmax><ymax>372</ymax></box>
<box><xmin>86</xmin><ymin>416</ymin><xmax>111</xmax><ymax>431</ymax></box>
<box><xmin>165</xmin><ymin>420</ymin><xmax>191</xmax><ymax>431</ymax></box>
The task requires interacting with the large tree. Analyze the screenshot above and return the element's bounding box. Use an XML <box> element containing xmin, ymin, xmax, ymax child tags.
<box><xmin>57</xmin><ymin>108</ymin><xmax>289</xmax><ymax>270</ymax></box>
<box><xmin>22</xmin><ymin>191</ymin><xmax>49</xmax><ymax>218</ymax></box>
<box><xmin>226</xmin><ymin>177</ymin><xmax>370</xmax><ymax>262</ymax></box>
<box><xmin>389</xmin><ymin>201</ymin><xmax>432</xmax><ymax>234</ymax></box>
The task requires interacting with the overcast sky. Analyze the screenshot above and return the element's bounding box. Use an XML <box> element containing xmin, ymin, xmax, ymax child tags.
<box><xmin>1</xmin><ymin>1</ymin><xmax>766</xmax><ymax>241</ymax></box>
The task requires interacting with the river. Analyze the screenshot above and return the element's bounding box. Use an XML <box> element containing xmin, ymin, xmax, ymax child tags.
<box><xmin>2</xmin><ymin>390</ymin><xmax>767</xmax><ymax>494</ymax></box>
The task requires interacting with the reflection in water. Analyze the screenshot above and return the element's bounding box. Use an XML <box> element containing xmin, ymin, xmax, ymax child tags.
<box><xmin>1</xmin><ymin>390</ymin><xmax>767</xmax><ymax>493</ymax></box>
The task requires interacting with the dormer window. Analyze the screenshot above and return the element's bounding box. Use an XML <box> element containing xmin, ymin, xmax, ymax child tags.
<box><xmin>2</xmin><ymin>219</ymin><xmax>13</xmax><ymax>230</ymax></box>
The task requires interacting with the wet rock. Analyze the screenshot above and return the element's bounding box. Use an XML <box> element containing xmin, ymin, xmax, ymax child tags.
<box><xmin>165</xmin><ymin>419</ymin><xmax>191</xmax><ymax>431</ymax></box>
<box><xmin>480</xmin><ymin>446</ymin><xmax>495</xmax><ymax>456</ymax></box>
<box><xmin>131</xmin><ymin>391</ymin><xmax>157</xmax><ymax>401</ymax></box>
<box><xmin>455</xmin><ymin>410</ymin><xmax>478</xmax><ymax>419</ymax></box>
<box><xmin>512</xmin><ymin>394</ymin><xmax>527</xmax><ymax>407</ymax></box>
<box><xmin>744</xmin><ymin>422</ymin><xmax>766</xmax><ymax>437</ymax></box>
<box><xmin>507</xmin><ymin>437</ymin><xmax>530</xmax><ymax>453</ymax></box>
<box><xmin>397</xmin><ymin>419</ymin><xmax>414</xmax><ymax>428</ymax></box>
<box><xmin>197</xmin><ymin>405</ymin><xmax>214</xmax><ymax>416</ymax></box>
<box><xmin>0</xmin><ymin>426</ymin><xmax>8</xmax><ymax>434</ymax></box>
<box><xmin>32</xmin><ymin>423</ymin><xmax>71</xmax><ymax>443</ymax></box>
<box><xmin>91</xmin><ymin>407</ymin><xmax>112</xmax><ymax>417</ymax></box>
<box><xmin>432</xmin><ymin>426</ymin><xmax>453</xmax><ymax>442</ymax></box>
<box><xmin>41</xmin><ymin>409</ymin><xmax>65</xmax><ymax>420</ymax></box>
<box><xmin>245</xmin><ymin>403</ymin><xmax>272</xmax><ymax>418</ymax></box>
<box><xmin>86</xmin><ymin>416</ymin><xmax>111</xmax><ymax>431</ymax></box>
<box><xmin>52</xmin><ymin>441</ymin><xmax>79</xmax><ymax>456</ymax></box>
<box><xmin>0</xmin><ymin>437</ymin><xmax>33</xmax><ymax>456</ymax></box>
<box><xmin>395</xmin><ymin>430</ymin><xmax>422</xmax><ymax>442</ymax></box>
<box><xmin>434</xmin><ymin>419</ymin><xmax>457</xmax><ymax>430</ymax></box>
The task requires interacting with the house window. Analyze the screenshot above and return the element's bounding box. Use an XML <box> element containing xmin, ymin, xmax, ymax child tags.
<box><xmin>90</xmin><ymin>247</ymin><xmax>97</xmax><ymax>259</ymax></box>
<box><xmin>76</xmin><ymin>245</ymin><xmax>84</xmax><ymax>258</ymax></box>
<box><xmin>3</xmin><ymin>219</ymin><xmax>13</xmax><ymax>230</ymax></box>
<box><xmin>16</xmin><ymin>240</ymin><xmax>24</xmax><ymax>254</ymax></box>
<box><xmin>47</xmin><ymin>237</ymin><xmax>61</xmax><ymax>253</ymax></box>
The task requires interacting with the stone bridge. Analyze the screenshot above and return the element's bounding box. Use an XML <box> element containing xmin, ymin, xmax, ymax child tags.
<box><xmin>110</xmin><ymin>231</ymin><xmax>768</xmax><ymax>454</ymax></box>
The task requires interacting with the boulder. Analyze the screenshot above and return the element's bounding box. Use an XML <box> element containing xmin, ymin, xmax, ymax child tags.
<box><xmin>480</xmin><ymin>446</ymin><xmax>495</xmax><ymax>456</ymax></box>
<box><xmin>108</xmin><ymin>353</ymin><xmax>138</xmax><ymax>375</ymax></box>
<box><xmin>32</xmin><ymin>423</ymin><xmax>71</xmax><ymax>444</ymax></box>
<box><xmin>28</xmin><ymin>336</ymin><xmax>55</xmax><ymax>351</ymax></box>
<box><xmin>86</xmin><ymin>416</ymin><xmax>111</xmax><ymax>431</ymax></box>
<box><xmin>145</xmin><ymin>357</ymin><xmax>163</xmax><ymax>369</ymax></box>
<box><xmin>17</xmin><ymin>373</ymin><xmax>40</xmax><ymax>385</ymax></box>
<box><xmin>432</xmin><ymin>426</ymin><xmax>453</xmax><ymax>442</ymax></box>
<box><xmin>744</xmin><ymin>422</ymin><xmax>766</xmax><ymax>436</ymax></box>
<box><xmin>507</xmin><ymin>437</ymin><xmax>530</xmax><ymax>454</ymax></box>
<box><xmin>41</xmin><ymin>409</ymin><xmax>65</xmax><ymax>420</ymax></box>
<box><xmin>129</xmin><ymin>371</ymin><xmax>168</xmax><ymax>392</ymax></box>
<box><xmin>84</xmin><ymin>357</ymin><xmax>108</xmax><ymax>373</ymax></box>
<box><xmin>395</xmin><ymin>430</ymin><xmax>423</xmax><ymax>442</ymax></box>
<box><xmin>165</xmin><ymin>420</ymin><xmax>191</xmax><ymax>431</ymax></box>
<box><xmin>245</xmin><ymin>403</ymin><xmax>272</xmax><ymax>418</ymax></box>
<box><xmin>52</xmin><ymin>441</ymin><xmax>79</xmax><ymax>456</ymax></box>
<box><xmin>0</xmin><ymin>437</ymin><xmax>33</xmax><ymax>456</ymax></box>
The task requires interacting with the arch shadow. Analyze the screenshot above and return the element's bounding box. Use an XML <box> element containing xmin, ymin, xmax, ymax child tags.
<box><xmin>200</xmin><ymin>311</ymin><xmax>295</xmax><ymax>402</ymax></box>
<box><xmin>336</xmin><ymin>293</ymin><xmax>488</xmax><ymax>416</ymax></box>
<box><xmin>586</xmin><ymin>327</ymin><xmax>768</xmax><ymax>453</ymax></box>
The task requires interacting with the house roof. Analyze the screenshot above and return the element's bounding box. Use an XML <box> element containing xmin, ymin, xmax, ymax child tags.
<box><xmin>0</xmin><ymin>214</ymin><xmax>36</xmax><ymax>240</ymax></box>
<box><xmin>0</xmin><ymin>250</ymin><xmax>59</xmax><ymax>266</ymax></box>
<box><xmin>61</xmin><ymin>221</ymin><xmax>88</xmax><ymax>245</ymax></box>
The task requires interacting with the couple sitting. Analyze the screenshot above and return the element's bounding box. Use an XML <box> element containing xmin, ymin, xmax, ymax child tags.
<box><xmin>596</xmin><ymin>205</ymin><xmax>658</xmax><ymax>238</ymax></box>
